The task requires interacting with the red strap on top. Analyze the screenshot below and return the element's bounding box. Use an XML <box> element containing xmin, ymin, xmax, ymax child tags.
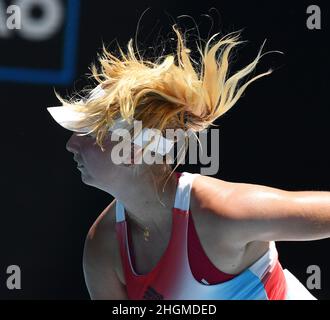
<box><xmin>127</xmin><ymin>171</ymin><xmax>235</xmax><ymax>284</ymax></box>
<box><xmin>175</xmin><ymin>171</ymin><xmax>182</xmax><ymax>181</ymax></box>
<box><xmin>176</xmin><ymin>171</ymin><xmax>235</xmax><ymax>284</ymax></box>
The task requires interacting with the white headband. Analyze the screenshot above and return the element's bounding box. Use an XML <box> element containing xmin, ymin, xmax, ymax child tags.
<box><xmin>47</xmin><ymin>85</ymin><xmax>175</xmax><ymax>156</ymax></box>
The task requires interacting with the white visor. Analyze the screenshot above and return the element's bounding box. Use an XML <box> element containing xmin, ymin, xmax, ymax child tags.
<box><xmin>47</xmin><ymin>86</ymin><xmax>174</xmax><ymax>156</ymax></box>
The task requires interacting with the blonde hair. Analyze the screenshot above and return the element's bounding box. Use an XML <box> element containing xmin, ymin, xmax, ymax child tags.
<box><xmin>56</xmin><ymin>24</ymin><xmax>281</xmax><ymax>189</ymax></box>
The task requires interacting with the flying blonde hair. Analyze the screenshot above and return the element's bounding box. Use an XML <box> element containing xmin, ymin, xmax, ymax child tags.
<box><xmin>55</xmin><ymin>24</ymin><xmax>281</xmax><ymax>190</ymax></box>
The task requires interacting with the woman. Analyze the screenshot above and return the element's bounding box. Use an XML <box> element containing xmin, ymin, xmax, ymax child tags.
<box><xmin>47</xmin><ymin>25</ymin><xmax>329</xmax><ymax>300</ymax></box>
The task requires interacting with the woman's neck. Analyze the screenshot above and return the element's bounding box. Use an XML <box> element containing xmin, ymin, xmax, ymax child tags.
<box><xmin>110</xmin><ymin>167</ymin><xmax>178</xmax><ymax>233</ymax></box>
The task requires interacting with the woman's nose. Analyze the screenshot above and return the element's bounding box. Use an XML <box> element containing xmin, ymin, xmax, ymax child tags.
<box><xmin>66</xmin><ymin>133</ymin><xmax>80</xmax><ymax>153</ymax></box>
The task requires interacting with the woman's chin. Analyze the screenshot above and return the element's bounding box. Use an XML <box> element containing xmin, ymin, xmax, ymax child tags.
<box><xmin>79</xmin><ymin>168</ymin><xmax>91</xmax><ymax>182</ymax></box>
<box><xmin>81</xmin><ymin>173</ymin><xmax>91</xmax><ymax>184</ymax></box>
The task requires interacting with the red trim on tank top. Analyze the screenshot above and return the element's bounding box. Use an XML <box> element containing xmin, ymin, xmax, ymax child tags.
<box><xmin>126</xmin><ymin>218</ymin><xmax>136</xmax><ymax>270</ymax></box>
<box><xmin>177</xmin><ymin>172</ymin><xmax>235</xmax><ymax>284</ymax></box>
<box><xmin>117</xmin><ymin>171</ymin><xmax>287</xmax><ymax>299</ymax></box>
<box><xmin>187</xmin><ymin>212</ymin><xmax>236</xmax><ymax>284</ymax></box>
<box><xmin>124</xmin><ymin>171</ymin><xmax>236</xmax><ymax>285</ymax></box>
<box><xmin>261</xmin><ymin>260</ymin><xmax>288</xmax><ymax>299</ymax></box>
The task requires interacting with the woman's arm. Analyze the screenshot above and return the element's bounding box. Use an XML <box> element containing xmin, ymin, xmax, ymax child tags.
<box><xmin>83</xmin><ymin>201</ymin><xmax>128</xmax><ymax>300</ymax></box>
<box><xmin>221</xmin><ymin>182</ymin><xmax>330</xmax><ymax>243</ymax></box>
<box><xmin>194</xmin><ymin>176</ymin><xmax>330</xmax><ymax>244</ymax></box>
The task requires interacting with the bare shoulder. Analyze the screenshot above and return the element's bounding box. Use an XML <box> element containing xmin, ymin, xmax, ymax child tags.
<box><xmin>191</xmin><ymin>174</ymin><xmax>270</xmax><ymax>272</ymax></box>
<box><xmin>191</xmin><ymin>174</ymin><xmax>237</xmax><ymax>213</ymax></box>
<box><xmin>85</xmin><ymin>200</ymin><xmax>117</xmax><ymax>245</ymax></box>
<box><xmin>191</xmin><ymin>174</ymin><xmax>257</xmax><ymax>234</ymax></box>
<box><xmin>190</xmin><ymin>174</ymin><xmax>243</xmax><ymax>246</ymax></box>
<box><xmin>191</xmin><ymin>174</ymin><xmax>241</xmax><ymax>229</ymax></box>
<box><xmin>83</xmin><ymin>200</ymin><xmax>127</xmax><ymax>299</ymax></box>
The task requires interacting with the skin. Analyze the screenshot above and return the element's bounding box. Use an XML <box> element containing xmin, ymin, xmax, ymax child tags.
<box><xmin>66</xmin><ymin>132</ymin><xmax>330</xmax><ymax>300</ymax></box>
